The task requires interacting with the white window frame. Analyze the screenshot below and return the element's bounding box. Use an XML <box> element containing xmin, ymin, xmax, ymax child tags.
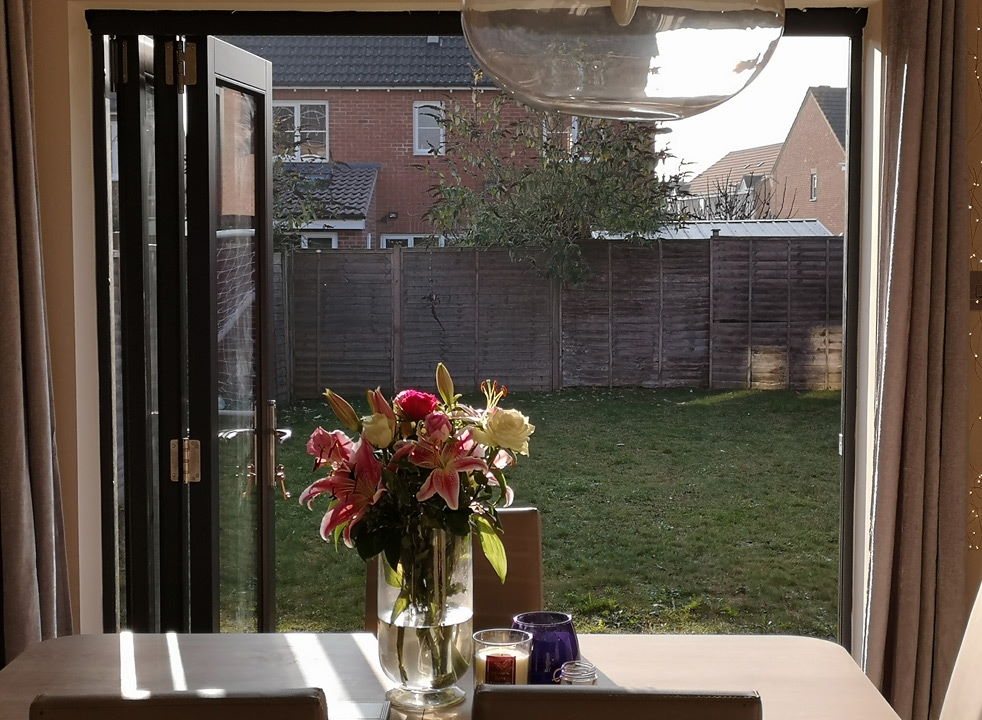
<box><xmin>299</xmin><ymin>231</ymin><xmax>339</xmax><ymax>251</ymax></box>
<box><xmin>380</xmin><ymin>234</ymin><xmax>446</xmax><ymax>249</ymax></box>
<box><xmin>809</xmin><ymin>170</ymin><xmax>818</xmax><ymax>201</ymax></box>
<box><xmin>273</xmin><ymin>101</ymin><xmax>329</xmax><ymax>162</ymax></box>
<box><xmin>413</xmin><ymin>101</ymin><xmax>445</xmax><ymax>156</ymax></box>
<box><xmin>542</xmin><ymin>115</ymin><xmax>581</xmax><ymax>152</ymax></box>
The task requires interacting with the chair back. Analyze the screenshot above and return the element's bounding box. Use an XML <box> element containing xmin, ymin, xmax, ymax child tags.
<box><xmin>473</xmin><ymin>685</ymin><xmax>762</xmax><ymax>720</ymax></box>
<box><xmin>938</xmin><ymin>580</ymin><xmax>982</xmax><ymax>720</ymax></box>
<box><xmin>29</xmin><ymin>687</ymin><xmax>327</xmax><ymax>720</ymax></box>
<box><xmin>365</xmin><ymin>506</ymin><xmax>544</xmax><ymax>632</ymax></box>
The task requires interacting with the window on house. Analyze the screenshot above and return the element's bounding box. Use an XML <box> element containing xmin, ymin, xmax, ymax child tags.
<box><xmin>810</xmin><ymin>171</ymin><xmax>818</xmax><ymax>201</ymax></box>
<box><xmin>380</xmin><ymin>233</ymin><xmax>446</xmax><ymax>248</ymax></box>
<box><xmin>413</xmin><ymin>101</ymin><xmax>445</xmax><ymax>156</ymax></box>
<box><xmin>273</xmin><ymin>102</ymin><xmax>329</xmax><ymax>161</ymax></box>
<box><xmin>542</xmin><ymin>114</ymin><xmax>580</xmax><ymax>152</ymax></box>
<box><xmin>299</xmin><ymin>232</ymin><xmax>338</xmax><ymax>250</ymax></box>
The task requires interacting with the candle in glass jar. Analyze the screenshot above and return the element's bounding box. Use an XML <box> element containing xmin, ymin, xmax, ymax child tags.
<box><xmin>472</xmin><ymin>628</ymin><xmax>533</xmax><ymax>685</ymax></box>
<box><xmin>474</xmin><ymin>646</ymin><xmax>530</xmax><ymax>684</ymax></box>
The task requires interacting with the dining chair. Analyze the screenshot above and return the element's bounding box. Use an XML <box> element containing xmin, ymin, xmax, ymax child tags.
<box><xmin>938</xmin><ymin>579</ymin><xmax>982</xmax><ymax>720</ymax></box>
<box><xmin>364</xmin><ymin>506</ymin><xmax>544</xmax><ymax>632</ymax></box>
<box><xmin>472</xmin><ymin>685</ymin><xmax>763</xmax><ymax>720</ymax></box>
<box><xmin>29</xmin><ymin>687</ymin><xmax>328</xmax><ymax>720</ymax></box>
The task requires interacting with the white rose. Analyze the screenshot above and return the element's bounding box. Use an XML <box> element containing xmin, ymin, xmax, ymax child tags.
<box><xmin>478</xmin><ymin>408</ymin><xmax>534</xmax><ymax>455</ymax></box>
<box><xmin>361</xmin><ymin>413</ymin><xmax>395</xmax><ymax>448</ymax></box>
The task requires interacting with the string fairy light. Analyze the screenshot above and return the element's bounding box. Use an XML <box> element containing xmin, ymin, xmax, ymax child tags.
<box><xmin>969</xmin><ymin>15</ymin><xmax>982</xmax><ymax>550</ymax></box>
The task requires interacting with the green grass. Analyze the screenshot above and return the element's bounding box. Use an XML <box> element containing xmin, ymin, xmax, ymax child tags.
<box><xmin>272</xmin><ymin>388</ymin><xmax>840</xmax><ymax>638</ymax></box>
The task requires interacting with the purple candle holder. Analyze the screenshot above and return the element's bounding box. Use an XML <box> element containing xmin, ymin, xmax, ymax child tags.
<box><xmin>511</xmin><ymin>611</ymin><xmax>579</xmax><ymax>684</ymax></box>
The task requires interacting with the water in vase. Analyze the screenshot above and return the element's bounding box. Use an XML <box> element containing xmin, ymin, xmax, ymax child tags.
<box><xmin>377</xmin><ymin>604</ymin><xmax>473</xmax><ymax>690</ymax></box>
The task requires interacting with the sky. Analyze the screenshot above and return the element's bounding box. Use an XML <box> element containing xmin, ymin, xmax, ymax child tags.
<box><xmin>654</xmin><ymin>36</ymin><xmax>851</xmax><ymax>180</ymax></box>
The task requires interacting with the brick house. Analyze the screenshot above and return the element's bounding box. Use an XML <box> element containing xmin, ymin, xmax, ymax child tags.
<box><xmin>682</xmin><ymin>86</ymin><xmax>847</xmax><ymax>235</ymax></box>
<box><xmin>681</xmin><ymin>143</ymin><xmax>784</xmax><ymax>219</ymax></box>
<box><xmin>224</xmin><ymin>35</ymin><xmax>496</xmax><ymax>249</ymax></box>
<box><xmin>771</xmin><ymin>86</ymin><xmax>847</xmax><ymax>236</ymax></box>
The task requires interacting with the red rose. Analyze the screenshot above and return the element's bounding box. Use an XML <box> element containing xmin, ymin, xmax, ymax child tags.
<box><xmin>394</xmin><ymin>389</ymin><xmax>440</xmax><ymax>420</ymax></box>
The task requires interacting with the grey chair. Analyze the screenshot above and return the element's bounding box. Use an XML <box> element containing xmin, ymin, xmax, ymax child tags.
<box><xmin>29</xmin><ymin>687</ymin><xmax>328</xmax><ymax>720</ymax></box>
<box><xmin>473</xmin><ymin>685</ymin><xmax>762</xmax><ymax>720</ymax></box>
<box><xmin>365</xmin><ymin>506</ymin><xmax>544</xmax><ymax>632</ymax></box>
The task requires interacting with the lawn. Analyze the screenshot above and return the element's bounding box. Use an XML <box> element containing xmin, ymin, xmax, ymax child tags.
<box><xmin>272</xmin><ymin>388</ymin><xmax>841</xmax><ymax>638</ymax></box>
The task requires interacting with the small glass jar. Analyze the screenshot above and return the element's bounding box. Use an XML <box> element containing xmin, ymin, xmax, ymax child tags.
<box><xmin>555</xmin><ymin>660</ymin><xmax>598</xmax><ymax>685</ymax></box>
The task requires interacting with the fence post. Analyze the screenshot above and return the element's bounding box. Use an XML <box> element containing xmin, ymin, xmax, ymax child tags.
<box><xmin>657</xmin><ymin>239</ymin><xmax>664</xmax><ymax>386</ymax></box>
<box><xmin>708</xmin><ymin>237</ymin><xmax>715</xmax><ymax>389</ymax></box>
<box><xmin>747</xmin><ymin>238</ymin><xmax>754</xmax><ymax>389</ymax></box>
<box><xmin>315</xmin><ymin>253</ymin><xmax>322</xmax><ymax>393</ymax></box>
<box><xmin>474</xmin><ymin>250</ymin><xmax>481</xmax><ymax>390</ymax></box>
<box><xmin>551</xmin><ymin>276</ymin><xmax>562</xmax><ymax>391</ymax></box>
<box><xmin>607</xmin><ymin>242</ymin><xmax>613</xmax><ymax>389</ymax></box>
<box><xmin>391</xmin><ymin>246</ymin><xmax>403</xmax><ymax>392</ymax></box>
<box><xmin>786</xmin><ymin>239</ymin><xmax>792</xmax><ymax>389</ymax></box>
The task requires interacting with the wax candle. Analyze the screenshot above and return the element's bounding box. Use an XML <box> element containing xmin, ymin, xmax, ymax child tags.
<box><xmin>474</xmin><ymin>646</ymin><xmax>530</xmax><ymax>685</ymax></box>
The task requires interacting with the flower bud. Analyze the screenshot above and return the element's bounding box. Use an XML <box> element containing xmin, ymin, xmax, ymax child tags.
<box><xmin>324</xmin><ymin>389</ymin><xmax>360</xmax><ymax>431</ymax></box>
<box><xmin>436</xmin><ymin>363</ymin><xmax>455</xmax><ymax>405</ymax></box>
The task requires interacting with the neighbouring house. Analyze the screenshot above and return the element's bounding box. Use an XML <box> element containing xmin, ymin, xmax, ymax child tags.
<box><xmin>681</xmin><ymin>86</ymin><xmax>847</xmax><ymax>235</ymax></box>
<box><xmin>224</xmin><ymin>35</ymin><xmax>497</xmax><ymax>249</ymax></box>
<box><xmin>771</xmin><ymin>86</ymin><xmax>847</xmax><ymax>236</ymax></box>
<box><xmin>680</xmin><ymin>143</ymin><xmax>784</xmax><ymax>219</ymax></box>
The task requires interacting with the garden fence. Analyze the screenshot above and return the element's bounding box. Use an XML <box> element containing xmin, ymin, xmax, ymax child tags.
<box><xmin>273</xmin><ymin>237</ymin><xmax>842</xmax><ymax>397</ymax></box>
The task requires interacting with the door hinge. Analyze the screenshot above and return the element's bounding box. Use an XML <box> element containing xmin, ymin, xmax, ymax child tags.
<box><xmin>170</xmin><ymin>438</ymin><xmax>201</xmax><ymax>483</ymax></box>
<box><xmin>108</xmin><ymin>37</ymin><xmax>128</xmax><ymax>90</ymax></box>
<box><xmin>164</xmin><ymin>40</ymin><xmax>197</xmax><ymax>94</ymax></box>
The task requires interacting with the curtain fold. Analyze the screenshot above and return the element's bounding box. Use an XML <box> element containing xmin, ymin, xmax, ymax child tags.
<box><xmin>865</xmin><ymin>0</ymin><xmax>971</xmax><ymax>718</ymax></box>
<box><xmin>0</xmin><ymin>0</ymin><xmax>73</xmax><ymax>664</ymax></box>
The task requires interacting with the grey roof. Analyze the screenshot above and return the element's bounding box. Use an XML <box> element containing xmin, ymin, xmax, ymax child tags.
<box><xmin>809</xmin><ymin>86</ymin><xmax>846</xmax><ymax>147</ymax></box>
<box><xmin>282</xmin><ymin>162</ymin><xmax>379</xmax><ymax>219</ymax></box>
<box><xmin>654</xmin><ymin>219</ymin><xmax>834</xmax><ymax>240</ymax></box>
<box><xmin>221</xmin><ymin>35</ymin><xmax>487</xmax><ymax>87</ymax></box>
<box><xmin>600</xmin><ymin>219</ymin><xmax>834</xmax><ymax>241</ymax></box>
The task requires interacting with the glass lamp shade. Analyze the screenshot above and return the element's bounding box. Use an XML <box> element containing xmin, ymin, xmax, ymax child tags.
<box><xmin>461</xmin><ymin>0</ymin><xmax>785</xmax><ymax>121</ymax></box>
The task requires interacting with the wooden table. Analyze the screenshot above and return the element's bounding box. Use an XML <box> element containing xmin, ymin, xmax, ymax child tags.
<box><xmin>0</xmin><ymin>633</ymin><xmax>900</xmax><ymax>720</ymax></box>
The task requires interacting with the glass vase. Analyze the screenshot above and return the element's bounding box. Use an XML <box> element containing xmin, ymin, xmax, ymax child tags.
<box><xmin>376</xmin><ymin>528</ymin><xmax>473</xmax><ymax>711</ymax></box>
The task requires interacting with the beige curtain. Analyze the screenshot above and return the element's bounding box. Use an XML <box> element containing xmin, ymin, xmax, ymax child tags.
<box><xmin>0</xmin><ymin>0</ymin><xmax>73</xmax><ymax>664</ymax></box>
<box><xmin>865</xmin><ymin>0</ymin><xmax>971</xmax><ymax>718</ymax></box>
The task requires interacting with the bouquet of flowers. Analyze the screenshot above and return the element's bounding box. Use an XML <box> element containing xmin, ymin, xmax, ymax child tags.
<box><xmin>300</xmin><ymin>363</ymin><xmax>534</xmax><ymax>579</ymax></box>
<box><xmin>300</xmin><ymin>364</ymin><xmax>534</xmax><ymax>708</ymax></box>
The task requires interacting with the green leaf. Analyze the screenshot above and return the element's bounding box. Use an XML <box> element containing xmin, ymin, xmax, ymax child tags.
<box><xmin>382</xmin><ymin>557</ymin><xmax>403</xmax><ymax>589</ymax></box>
<box><xmin>473</xmin><ymin>515</ymin><xmax>507</xmax><ymax>583</ymax></box>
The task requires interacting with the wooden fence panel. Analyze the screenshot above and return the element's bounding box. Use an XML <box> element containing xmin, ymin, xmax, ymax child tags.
<box><xmin>474</xmin><ymin>250</ymin><xmax>554</xmax><ymax>391</ymax></box>
<box><xmin>610</xmin><ymin>245</ymin><xmax>662</xmax><ymax>387</ymax></box>
<box><xmin>710</xmin><ymin>239</ymin><xmax>751</xmax><ymax>388</ymax></box>
<box><xmin>660</xmin><ymin>241</ymin><xmax>711</xmax><ymax>386</ymax></box>
<box><xmin>290</xmin><ymin>250</ymin><xmax>393</xmax><ymax>395</ymax></box>
<box><xmin>281</xmin><ymin>237</ymin><xmax>844</xmax><ymax>398</ymax></box>
<box><xmin>561</xmin><ymin>241</ymin><xmax>612</xmax><ymax>387</ymax></box>
<box><xmin>399</xmin><ymin>249</ymin><xmax>479</xmax><ymax>392</ymax></box>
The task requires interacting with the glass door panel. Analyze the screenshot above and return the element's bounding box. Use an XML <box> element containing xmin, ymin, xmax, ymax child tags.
<box><xmin>215</xmin><ymin>86</ymin><xmax>261</xmax><ymax>632</ymax></box>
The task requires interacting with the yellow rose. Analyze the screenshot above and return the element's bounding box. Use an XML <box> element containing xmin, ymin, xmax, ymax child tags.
<box><xmin>479</xmin><ymin>408</ymin><xmax>535</xmax><ymax>455</ymax></box>
<box><xmin>361</xmin><ymin>413</ymin><xmax>395</xmax><ymax>448</ymax></box>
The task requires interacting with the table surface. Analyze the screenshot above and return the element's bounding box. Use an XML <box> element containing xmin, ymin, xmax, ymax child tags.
<box><xmin>0</xmin><ymin>632</ymin><xmax>900</xmax><ymax>720</ymax></box>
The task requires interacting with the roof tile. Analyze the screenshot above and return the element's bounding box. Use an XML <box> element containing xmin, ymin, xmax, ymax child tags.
<box><xmin>220</xmin><ymin>35</ymin><xmax>486</xmax><ymax>87</ymax></box>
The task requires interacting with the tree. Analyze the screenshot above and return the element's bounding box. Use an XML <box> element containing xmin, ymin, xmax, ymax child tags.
<box><xmin>421</xmin><ymin>91</ymin><xmax>686</xmax><ymax>285</ymax></box>
<box><xmin>683</xmin><ymin>171</ymin><xmax>797</xmax><ymax>221</ymax></box>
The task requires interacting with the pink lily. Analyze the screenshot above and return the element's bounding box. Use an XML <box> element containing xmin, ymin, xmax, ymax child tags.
<box><xmin>299</xmin><ymin>439</ymin><xmax>385</xmax><ymax>546</ymax></box>
<box><xmin>306</xmin><ymin>427</ymin><xmax>354</xmax><ymax>471</ymax></box>
<box><xmin>409</xmin><ymin>430</ymin><xmax>488</xmax><ymax>510</ymax></box>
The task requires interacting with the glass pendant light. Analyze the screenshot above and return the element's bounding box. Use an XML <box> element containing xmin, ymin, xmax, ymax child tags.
<box><xmin>461</xmin><ymin>0</ymin><xmax>785</xmax><ymax>121</ymax></box>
